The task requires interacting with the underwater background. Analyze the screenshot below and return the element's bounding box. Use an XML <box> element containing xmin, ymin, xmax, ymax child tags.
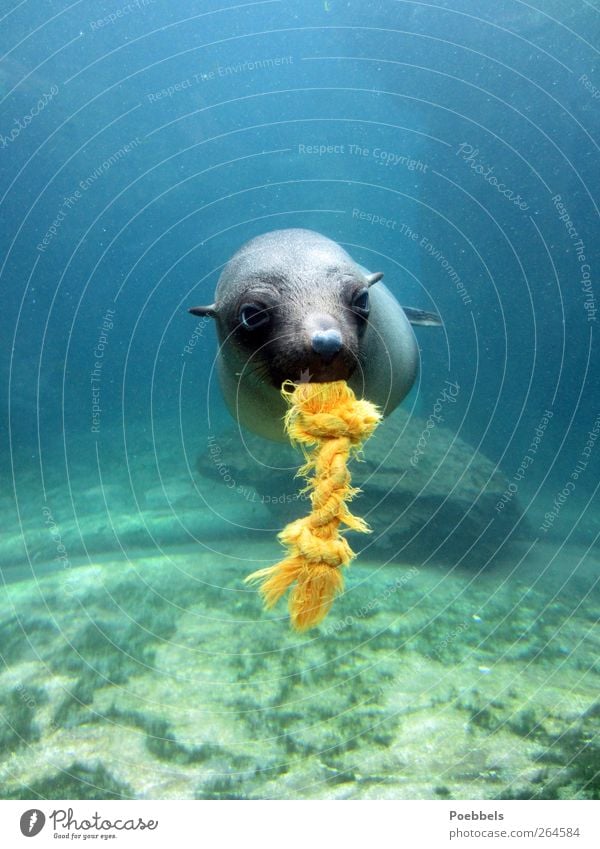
<box><xmin>0</xmin><ymin>0</ymin><xmax>599</xmax><ymax>800</ymax></box>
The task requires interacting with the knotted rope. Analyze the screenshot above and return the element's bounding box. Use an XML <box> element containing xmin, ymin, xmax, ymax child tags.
<box><xmin>245</xmin><ymin>380</ymin><xmax>381</xmax><ymax>631</ymax></box>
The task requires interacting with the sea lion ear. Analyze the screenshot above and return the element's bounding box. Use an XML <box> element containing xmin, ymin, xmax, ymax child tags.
<box><xmin>188</xmin><ymin>303</ymin><xmax>217</xmax><ymax>318</ymax></box>
<box><xmin>402</xmin><ymin>307</ymin><xmax>443</xmax><ymax>327</ymax></box>
<box><xmin>365</xmin><ymin>272</ymin><xmax>384</xmax><ymax>287</ymax></box>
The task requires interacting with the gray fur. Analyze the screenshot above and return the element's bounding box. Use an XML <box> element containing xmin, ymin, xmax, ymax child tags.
<box><xmin>190</xmin><ymin>229</ymin><xmax>427</xmax><ymax>441</ymax></box>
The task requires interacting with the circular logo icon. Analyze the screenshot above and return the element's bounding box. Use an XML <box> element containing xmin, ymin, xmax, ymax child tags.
<box><xmin>20</xmin><ymin>810</ymin><xmax>45</xmax><ymax>837</ymax></box>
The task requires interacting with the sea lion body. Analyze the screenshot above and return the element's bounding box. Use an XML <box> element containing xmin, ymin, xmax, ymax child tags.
<box><xmin>191</xmin><ymin>229</ymin><xmax>431</xmax><ymax>441</ymax></box>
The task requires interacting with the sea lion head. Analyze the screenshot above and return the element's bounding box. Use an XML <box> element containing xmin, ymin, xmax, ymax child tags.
<box><xmin>190</xmin><ymin>229</ymin><xmax>383</xmax><ymax>388</ymax></box>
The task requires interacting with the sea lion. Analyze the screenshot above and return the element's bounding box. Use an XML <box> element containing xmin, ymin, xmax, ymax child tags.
<box><xmin>189</xmin><ymin>228</ymin><xmax>441</xmax><ymax>441</ymax></box>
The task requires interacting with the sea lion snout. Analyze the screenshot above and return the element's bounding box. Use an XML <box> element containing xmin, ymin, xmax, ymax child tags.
<box><xmin>268</xmin><ymin>321</ymin><xmax>355</xmax><ymax>386</ymax></box>
<box><xmin>305</xmin><ymin>312</ymin><xmax>344</xmax><ymax>361</ymax></box>
<box><xmin>311</xmin><ymin>328</ymin><xmax>343</xmax><ymax>359</ymax></box>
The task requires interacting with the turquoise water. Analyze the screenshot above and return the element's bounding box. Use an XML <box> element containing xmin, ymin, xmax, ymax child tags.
<box><xmin>1</xmin><ymin>1</ymin><xmax>599</xmax><ymax>800</ymax></box>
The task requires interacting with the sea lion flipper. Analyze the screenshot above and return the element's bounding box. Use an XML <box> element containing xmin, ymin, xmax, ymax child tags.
<box><xmin>402</xmin><ymin>307</ymin><xmax>443</xmax><ymax>327</ymax></box>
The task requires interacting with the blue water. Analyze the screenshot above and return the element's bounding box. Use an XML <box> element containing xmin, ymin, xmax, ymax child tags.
<box><xmin>0</xmin><ymin>0</ymin><xmax>598</xmax><ymax>800</ymax></box>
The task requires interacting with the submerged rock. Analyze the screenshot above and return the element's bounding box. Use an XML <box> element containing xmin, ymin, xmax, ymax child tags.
<box><xmin>197</xmin><ymin>409</ymin><xmax>526</xmax><ymax>568</ymax></box>
<box><xmin>0</xmin><ymin>411</ymin><xmax>522</xmax><ymax>573</ymax></box>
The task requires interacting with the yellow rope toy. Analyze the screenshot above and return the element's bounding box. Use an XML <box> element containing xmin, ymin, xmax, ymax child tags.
<box><xmin>245</xmin><ymin>380</ymin><xmax>382</xmax><ymax>631</ymax></box>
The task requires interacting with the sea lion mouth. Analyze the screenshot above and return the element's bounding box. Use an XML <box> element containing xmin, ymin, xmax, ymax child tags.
<box><xmin>267</xmin><ymin>348</ymin><xmax>356</xmax><ymax>387</ymax></box>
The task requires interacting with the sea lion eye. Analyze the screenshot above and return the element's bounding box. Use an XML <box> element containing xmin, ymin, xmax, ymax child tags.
<box><xmin>351</xmin><ymin>288</ymin><xmax>370</xmax><ymax>318</ymax></box>
<box><xmin>239</xmin><ymin>302</ymin><xmax>270</xmax><ymax>330</ymax></box>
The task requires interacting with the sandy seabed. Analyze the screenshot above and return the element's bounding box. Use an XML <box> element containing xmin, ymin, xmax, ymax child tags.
<box><xmin>0</xmin><ymin>537</ymin><xmax>598</xmax><ymax>801</ymax></box>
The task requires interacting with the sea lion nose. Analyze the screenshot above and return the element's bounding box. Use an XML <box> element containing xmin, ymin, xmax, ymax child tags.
<box><xmin>311</xmin><ymin>328</ymin><xmax>342</xmax><ymax>359</ymax></box>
